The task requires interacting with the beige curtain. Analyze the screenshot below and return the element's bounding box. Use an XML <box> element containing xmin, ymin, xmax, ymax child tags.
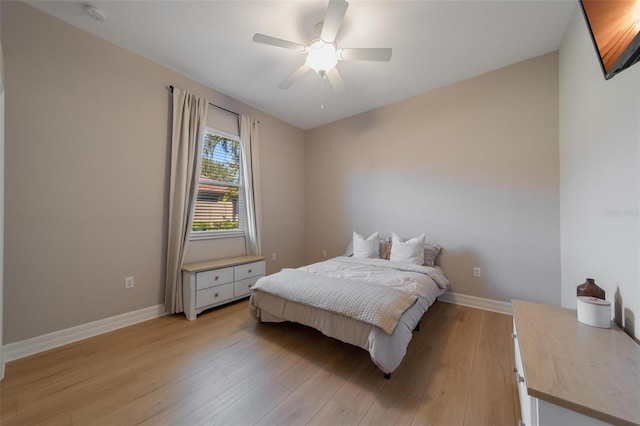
<box><xmin>164</xmin><ymin>87</ymin><xmax>208</xmax><ymax>314</ymax></box>
<box><xmin>240</xmin><ymin>115</ymin><xmax>262</xmax><ymax>256</ymax></box>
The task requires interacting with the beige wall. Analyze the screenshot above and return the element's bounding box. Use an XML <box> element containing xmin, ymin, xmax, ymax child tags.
<box><xmin>559</xmin><ymin>8</ymin><xmax>640</xmax><ymax>338</ymax></box>
<box><xmin>2</xmin><ymin>1</ymin><xmax>306</xmax><ymax>343</ymax></box>
<box><xmin>3</xmin><ymin>1</ymin><xmax>594</xmax><ymax>346</ymax></box>
<box><xmin>305</xmin><ymin>53</ymin><xmax>561</xmax><ymax>305</ymax></box>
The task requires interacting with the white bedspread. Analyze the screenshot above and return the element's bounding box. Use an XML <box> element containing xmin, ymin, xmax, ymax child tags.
<box><xmin>250</xmin><ymin>257</ymin><xmax>448</xmax><ymax>374</ymax></box>
<box><xmin>251</xmin><ymin>268</ymin><xmax>417</xmax><ymax>334</ymax></box>
<box><xmin>300</xmin><ymin>257</ymin><xmax>449</xmax><ymax>292</ymax></box>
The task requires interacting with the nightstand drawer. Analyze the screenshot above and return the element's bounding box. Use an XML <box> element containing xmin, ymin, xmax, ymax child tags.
<box><xmin>234</xmin><ymin>276</ymin><xmax>261</xmax><ymax>298</ymax></box>
<box><xmin>234</xmin><ymin>261</ymin><xmax>265</xmax><ymax>281</ymax></box>
<box><xmin>196</xmin><ymin>283</ymin><xmax>233</xmax><ymax>308</ymax></box>
<box><xmin>196</xmin><ymin>267</ymin><xmax>233</xmax><ymax>290</ymax></box>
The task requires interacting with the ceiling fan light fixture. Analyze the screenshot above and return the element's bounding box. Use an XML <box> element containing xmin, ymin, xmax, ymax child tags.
<box><xmin>305</xmin><ymin>40</ymin><xmax>338</xmax><ymax>74</ymax></box>
<box><xmin>253</xmin><ymin>0</ymin><xmax>392</xmax><ymax>90</ymax></box>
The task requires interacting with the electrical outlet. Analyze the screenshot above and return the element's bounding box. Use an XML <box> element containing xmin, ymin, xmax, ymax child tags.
<box><xmin>125</xmin><ymin>276</ymin><xmax>134</xmax><ymax>288</ymax></box>
<box><xmin>473</xmin><ymin>267</ymin><xmax>481</xmax><ymax>278</ymax></box>
<box><xmin>322</xmin><ymin>250</ymin><xmax>327</xmax><ymax>258</ymax></box>
<box><xmin>271</xmin><ymin>252</ymin><xmax>277</xmax><ymax>261</ymax></box>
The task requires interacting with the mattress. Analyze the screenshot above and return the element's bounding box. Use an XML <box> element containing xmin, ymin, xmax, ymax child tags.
<box><xmin>249</xmin><ymin>256</ymin><xmax>448</xmax><ymax>374</ymax></box>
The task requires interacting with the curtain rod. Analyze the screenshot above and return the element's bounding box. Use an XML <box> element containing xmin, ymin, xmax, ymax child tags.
<box><xmin>169</xmin><ymin>85</ymin><xmax>239</xmax><ymax>118</ymax></box>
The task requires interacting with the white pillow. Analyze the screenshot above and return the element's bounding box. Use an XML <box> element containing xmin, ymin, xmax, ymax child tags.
<box><xmin>345</xmin><ymin>238</ymin><xmax>390</xmax><ymax>258</ymax></box>
<box><xmin>390</xmin><ymin>232</ymin><xmax>425</xmax><ymax>265</ymax></box>
<box><xmin>352</xmin><ymin>231</ymin><xmax>380</xmax><ymax>259</ymax></box>
<box><xmin>344</xmin><ymin>241</ymin><xmax>354</xmax><ymax>257</ymax></box>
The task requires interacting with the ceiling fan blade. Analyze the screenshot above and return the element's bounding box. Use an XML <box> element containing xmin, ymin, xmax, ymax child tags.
<box><xmin>253</xmin><ymin>34</ymin><xmax>306</xmax><ymax>52</ymax></box>
<box><xmin>339</xmin><ymin>48</ymin><xmax>392</xmax><ymax>62</ymax></box>
<box><xmin>278</xmin><ymin>64</ymin><xmax>312</xmax><ymax>89</ymax></box>
<box><xmin>320</xmin><ymin>0</ymin><xmax>348</xmax><ymax>43</ymax></box>
<box><xmin>326</xmin><ymin>68</ymin><xmax>345</xmax><ymax>92</ymax></box>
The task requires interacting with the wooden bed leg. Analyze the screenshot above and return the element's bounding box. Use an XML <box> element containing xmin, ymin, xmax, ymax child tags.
<box><xmin>384</xmin><ymin>372</ymin><xmax>391</xmax><ymax>380</ymax></box>
<box><xmin>414</xmin><ymin>322</ymin><xmax>420</xmax><ymax>332</ymax></box>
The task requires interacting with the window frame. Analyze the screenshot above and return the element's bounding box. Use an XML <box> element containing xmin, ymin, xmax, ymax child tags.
<box><xmin>190</xmin><ymin>127</ymin><xmax>245</xmax><ymax>241</ymax></box>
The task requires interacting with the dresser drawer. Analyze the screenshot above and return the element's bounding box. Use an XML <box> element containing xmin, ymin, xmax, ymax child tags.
<box><xmin>234</xmin><ymin>261</ymin><xmax>265</xmax><ymax>281</ymax></box>
<box><xmin>196</xmin><ymin>283</ymin><xmax>234</xmax><ymax>308</ymax></box>
<box><xmin>513</xmin><ymin>320</ymin><xmax>537</xmax><ymax>426</ymax></box>
<box><xmin>182</xmin><ymin>256</ymin><xmax>266</xmax><ymax>320</ymax></box>
<box><xmin>234</xmin><ymin>276</ymin><xmax>261</xmax><ymax>298</ymax></box>
<box><xmin>196</xmin><ymin>267</ymin><xmax>233</xmax><ymax>290</ymax></box>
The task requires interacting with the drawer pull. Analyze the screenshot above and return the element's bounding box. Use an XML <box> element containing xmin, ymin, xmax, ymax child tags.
<box><xmin>214</xmin><ymin>293</ymin><xmax>219</xmax><ymax>298</ymax></box>
<box><xmin>214</xmin><ymin>276</ymin><xmax>219</xmax><ymax>281</ymax></box>
<box><xmin>248</xmin><ymin>269</ymin><xmax>252</xmax><ymax>273</ymax></box>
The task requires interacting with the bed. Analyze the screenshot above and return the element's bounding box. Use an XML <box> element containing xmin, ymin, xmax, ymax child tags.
<box><xmin>249</xmin><ymin>255</ymin><xmax>449</xmax><ymax>377</ymax></box>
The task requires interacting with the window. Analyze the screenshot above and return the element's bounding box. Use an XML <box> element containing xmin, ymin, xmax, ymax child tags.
<box><xmin>191</xmin><ymin>128</ymin><xmax>245</xmax><ymax>239</ymax></box>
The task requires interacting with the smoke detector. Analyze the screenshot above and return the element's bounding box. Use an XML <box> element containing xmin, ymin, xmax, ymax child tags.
<box><xmin>84</xmin><ymin>4</ymin><xmax>106</xmax><ymax>22</ymax></box>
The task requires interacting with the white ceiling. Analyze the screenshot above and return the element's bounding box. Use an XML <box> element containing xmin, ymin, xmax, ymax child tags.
<box><xmin>26</xmin><ymin>0</ymin><xmax>577</xmax><ymax>130</ymax></box>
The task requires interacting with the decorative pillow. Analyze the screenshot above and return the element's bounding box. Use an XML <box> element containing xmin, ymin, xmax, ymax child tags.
<box><xmin>424</xmin><ymin>243</ymin><xmax>442</xmax><ymax>266</ymax></box>
<box><xmin>390</xmin><ymin>233</ymin><xmax>425</xmax><ymax>265</ymax></box>
<box><xmin>380</xmin><ymin>239</ymin><xmax>391</xmax><ymax>260</ymax></box>
<box><xmin>352</xmin><ymin>231</ymin><xmax>380</xmax><ymax>259</ymax></box>
<box><xmin>423</xmin><ymin>243</ymin><xmax>442</xmax><ymax>266</ymax></box>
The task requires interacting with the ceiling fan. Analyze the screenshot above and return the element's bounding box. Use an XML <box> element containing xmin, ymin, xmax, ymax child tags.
<box><xmin>252</xmin><ymin>0</ymin><xmax>392</xmax><ymax>90</ymax></box>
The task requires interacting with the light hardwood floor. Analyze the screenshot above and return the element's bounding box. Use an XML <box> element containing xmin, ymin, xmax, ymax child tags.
<box><xmin>1</xmin><ymin>300</ymin><xmax>519</xmax><ymax>425</ymax></box>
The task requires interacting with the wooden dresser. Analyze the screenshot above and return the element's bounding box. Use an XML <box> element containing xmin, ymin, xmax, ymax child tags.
<box><xmin>511</xmin><ymin>299</ymin><xmax>640</xmax><ymax>426</ymax></box>
<box><xmin>182</xmin><ymin>255</ymin><xmax>266</xmax><ymax>320</ymax></box>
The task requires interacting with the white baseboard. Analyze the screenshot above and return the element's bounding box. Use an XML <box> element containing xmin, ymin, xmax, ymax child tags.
<box><xmin>2</xmin><ymin>295</ymin><xmax>509</xmax><ymax>365</ymax></box>
<box><xmin>3</xmin><ymin>304</ymin><xmax>167</xmax><ymax>363</ymax></box>
<box><xmin>438</xmin><ymin>292</ymin><xmax>513</xmax><ymax>315</ymax></box>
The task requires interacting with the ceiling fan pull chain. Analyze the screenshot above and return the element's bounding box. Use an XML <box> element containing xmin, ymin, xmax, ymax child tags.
<box><xmin>320</xmin><ymin>76</ymin><xmax>325</xmax><ymax>110</ymax></box>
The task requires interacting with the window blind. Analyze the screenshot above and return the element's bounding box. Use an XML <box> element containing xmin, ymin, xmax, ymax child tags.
<box><xmin>193</xmin><ymin>130</ymin><xmax>245</xmax><ymax>236</ymax></box>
